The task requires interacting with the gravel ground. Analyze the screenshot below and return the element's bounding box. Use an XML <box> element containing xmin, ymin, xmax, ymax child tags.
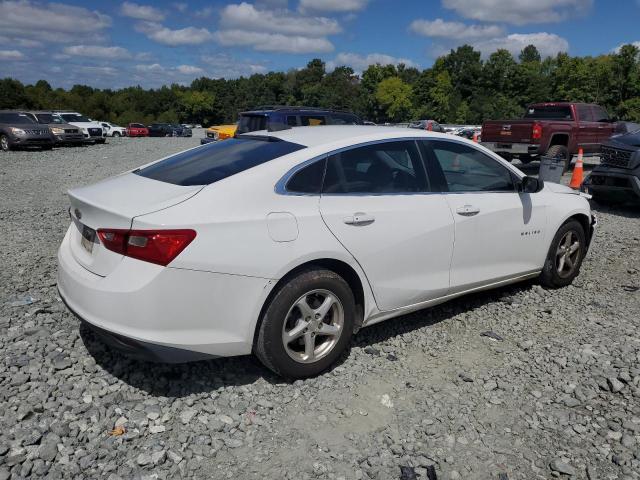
<box><xmin>1</xmin><ymin>136</ymin><xmax>639</xmax><ymax>480</ymax></box>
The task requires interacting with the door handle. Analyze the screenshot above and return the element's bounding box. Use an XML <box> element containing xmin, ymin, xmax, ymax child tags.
<box><xmin>343</xmin><ymin>212</ymin><xmax>375</xmax><ymax>225</ymax></box>
<box><xmin>456</xmin><ymin>205</ymin><xmax>480</xmax><ymax>217</ymax></box>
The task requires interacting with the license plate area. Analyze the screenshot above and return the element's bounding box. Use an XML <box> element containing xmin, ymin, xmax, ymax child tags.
<box><xmin>497</xmin><ymin>143</ymin><xmax>512</xmax><ymax>149</ymax></box>
<box><xmin>80</xmin><ymin>224</ymin><xmax>96</xmax><ymax>253</ymax></box>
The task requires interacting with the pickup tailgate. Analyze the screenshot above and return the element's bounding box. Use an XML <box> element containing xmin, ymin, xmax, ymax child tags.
<box><xmin>482</xmin><ymin>120</ymin><xmax>535</xmax><ymax>144</ymax></box>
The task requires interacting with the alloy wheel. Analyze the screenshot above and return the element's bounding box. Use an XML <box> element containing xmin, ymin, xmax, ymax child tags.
<box><xmin>555</xmin><ymin>231</ymin><xmax>581</xmax><ymax>278</ymax></box>
<box><xmin>0</xmin><ymin>136</ymin><xmax>8</xmax><ymax>151</ymax></box>
<box><xmin>281</xmin><ymin>289</ymin><xmax>344</xmax><ymax>364</ymax></box>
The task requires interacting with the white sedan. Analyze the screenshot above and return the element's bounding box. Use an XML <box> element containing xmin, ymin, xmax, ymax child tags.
<box><xmin>57</xmin><ymin>126</ymin><xmax>595</xmax><ymax>378</ymax></box>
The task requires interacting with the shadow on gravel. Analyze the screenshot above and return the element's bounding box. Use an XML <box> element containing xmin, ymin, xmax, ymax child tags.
<box><xmin>591</xmin><ymin>202</ymin><xmax>640</xmax><ymax>219</ymax></box>
<box><xmin>81</xmin><ymin>280</ymin><xmax>536</xmax><ymax>397</ymax></box>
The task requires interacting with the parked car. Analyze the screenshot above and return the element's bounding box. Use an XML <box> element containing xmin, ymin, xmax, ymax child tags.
<box><xmin>55</xmin><ymin>112</ymin><xmax>106</xmax><ymax>144</ymax></box>
<box><xmin>0</xmin><ymin>110</ymin><xmax>55</xmax><ymax>151</ymax></box>
<box><xmin>201</xmin><ymin>124</ymin><xmax>237</xmax><ymax>144</ymax></box>
<box><xmin>57</xmin><ymin>125</ymin><xmax>595</xmax><ymax>378</ymax></box>
<box><xmin>24</xmin><ymin>111</ymin><xmax>84</xmax><ymax>146</ymax></box>
<box><xmin>101</xmin><ymin>122</ymin><xmax>127</xmax><ymax>137</ymax></box>
<box><xmin>235</xmin><ymin>106</ymin><xmax>363</xmax><ymax>135</ymax></box>
<box><xmin>148</xmin><ymin>123</ymin><xmax>180</xmax><ymax>137</ymax></box>
<box><xmin>481</xmin><ymin>102</ymin><xmax>617</xmax><ymax>171</ymax></box>
<box><xmin>408</xmin><ymin>119</ymin><xmax>446</xmax><ymax>133</ymax></box>
<box><xmin>456</xmin><ymin>127</ymin><xmax>482</xmax><ymax>141</ymax></box>
<box><xmin>583</xmin><ymin>129</ymin><xmax>640</xmax><ymax>205</ymax></box>
<box><xmin>126</xmin><ymin>123</ymin><xmax>149</xmax><ymax>137</ymax></box>
<box><xmin>174</xmin><ymin>124</ymin><xmax>192</xmax><ymax>137</ymax></box>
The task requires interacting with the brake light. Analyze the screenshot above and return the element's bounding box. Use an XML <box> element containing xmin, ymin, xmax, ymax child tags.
<box><xmin>97</xmin><ymin>229</ymin><xmax>196</xmax><ymax>266</ymax></box>
<box><xmin>532</xmin><ymin>122</ymin><xmax>543</xmax><ymax>140</ymax></box>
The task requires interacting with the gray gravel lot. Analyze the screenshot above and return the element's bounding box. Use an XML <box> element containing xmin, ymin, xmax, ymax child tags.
<box><xmin>1</xmin><ymin>135</ymin><xmax>639</xmax><ymax>480</ymax></box>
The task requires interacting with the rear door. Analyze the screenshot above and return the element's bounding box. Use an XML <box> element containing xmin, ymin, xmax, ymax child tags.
<box><xmin>420</xmin><ymin>139</ymin><xmax>547</xmax><ymax>292</ymax></box>
<box><xmin>319</xmin><ymin>140</ymin><xmax>454</xmax><ymax>311</ymax></box>
<box><xmin>575</xmin><ymin>104</ymin><xmax>599</xmax><ymax>153</ymax></box>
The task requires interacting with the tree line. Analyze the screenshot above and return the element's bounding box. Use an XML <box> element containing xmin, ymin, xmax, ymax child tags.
<box><xmin>2</xmin><ymin>44</ymin><xmax>640</xmax><ymax>127</ymax></box>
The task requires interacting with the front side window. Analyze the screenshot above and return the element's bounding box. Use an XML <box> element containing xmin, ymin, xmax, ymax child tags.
<box><xmin>426</xmin><ymin>140</ymin><xmax>515</xmax><ymax>193</ymax></box>
<box><xmin>576</xmin><ymin>105</ymin><xmax>594</xmax><ymax>122</ymax></box>
<box><xmin>136</xmin><ymin>137</ymin><xmax>306</xmax><ymax>186</ymax></box>
<box><xmin>131</xmin><ymin>123</ymin><xmax>145</xmax><ymax>128</ymax></box>
<box><xmin>592</xmin><ymin>106</ymin><xmax>609</xmax><ymax>123</ymax></box>
<box><xmin>323</xmin><ymin>141</ymin><xmax>426</xmax><ymax>194</ymax></box>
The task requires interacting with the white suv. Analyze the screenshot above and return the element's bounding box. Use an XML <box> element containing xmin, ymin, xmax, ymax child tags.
<box><xmin>55</xmin><ymin>112</ymin><xmax>106</xmax><ymax>144</ymax></box>
<box><xmin>100</xmin><ymin>122</ymin><xmax>126</xmax><ymax>137</ymax></box>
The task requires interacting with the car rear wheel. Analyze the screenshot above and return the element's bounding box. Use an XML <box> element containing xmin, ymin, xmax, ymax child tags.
<box><xmin>547</xmin><ymin>144</ymin><xmax>571</xmax><ymax>173</ymax></box>
<box><xmin>0</xmin><ymin>134</ymin><xmax>11</xmax><ymax>151</ymax></box>
<box><xmin>113</xmin><ymin>132</ymin><xmax>121</xmax><ymax>137</ymax></box>
<box><xmin>539</xmin><ymin>219</ymin><xmax>586</xmax><ymax>288</ymax></box>
<box><xmin>255</xmin><ymin>268</ymin><xmax>355</xmax><ymax>379</ymax></box>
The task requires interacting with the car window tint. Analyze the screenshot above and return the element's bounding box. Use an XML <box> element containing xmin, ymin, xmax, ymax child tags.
<box><xmin>592</xmin><ymin>106</ymin><xmax>609</xmax><ymax>122</ymax></box>
<box><xmin>577</xmin><ymin>105</ymin><xmax>594</xmax><ymax>122</ymax></box>
<box><xmin>427</xmin><ymin>140</ymin><xmax>514</xmax><ymax>193</ymax></box>
<box><xmin>301</xmin><ymin>115</ymin><xmax>327</xmax><ymax>126</ymax></box>
<box><xmin>237</xmin><ymin>114</ymin><xmax>267</xmax><ymax>134</ymax></box>
<box><xmin>0</xmin><ymin>113</ymin><xmax>35</xmax><ymax>123</ymax></box>
<box><xmin>524</xmin><ymin>106</ymin><xmax>573</xmax><ymax>120</ymax></box>
<box><xmin>286</xmin><ymin>116</ymin><xmax>298</xmax><ymax>126</ymax></box>
<box><xmin>323</xmin><ymin>141</ymin><xmax>426</xmax><ymax>194</ymax></box>
<box><xmin>136</xmin><ymin>138</ymin><xmax>306</xmax><ymax>186</ymax></box>
<box><xmin>286</xmin><ymin>158</ymin><xmax>326</xmax><ymax>194</ymax></box>
<box><xmin>328</xmin><ymin>114</ymin><xmax>362</xmax><ymax>125</ymax></box>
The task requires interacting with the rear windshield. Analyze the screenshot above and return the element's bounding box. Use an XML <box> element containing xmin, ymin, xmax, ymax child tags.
<box><xmin>524</xmin><ymin>106</ymin><xmax>573</xmax><ymax>120</ymax></box>
<box><xmin>135</xmin><ymin>137</ymin><xmax>306</xmax><ymax>186</ymax></box>
<box><xmin>0</xmin><ymin>112</ymin><xmax>35</xmax><ymax>123</ymax></box>
<box><xmin>237</xmin><ymin>114</ymin><xmax>267</xmax><ymax>134</ymax></box>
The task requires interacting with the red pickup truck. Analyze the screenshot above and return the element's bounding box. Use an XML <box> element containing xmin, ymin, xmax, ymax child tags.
<box><xmin>126</xmin><ymin>123</ymin><xmax>149</xmax><ymax>137</ymax></box>
<box><xmin>481</xmin><ymin>102</ymin><xmax>616</xmax><ymax>171</ymax></box>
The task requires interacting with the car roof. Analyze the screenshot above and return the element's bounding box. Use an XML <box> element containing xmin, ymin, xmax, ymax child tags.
<box><xmin>243</xmin><ymin>125</ymin><xmax>452</xmax><ymax>148</ymax></box>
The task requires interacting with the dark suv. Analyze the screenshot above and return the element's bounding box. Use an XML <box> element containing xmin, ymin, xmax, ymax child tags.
<box><xmin>0</xmin><ymin>111</ymin><xmax>55</xmax><ymax>151</ymax></box>
<box><xmin>583</xmin><ymin>128</ymin><xmax>640</xmax><ymax>204</ymax></box>
<box><xmin>236</xmin><ymin>106</ymin><xmax>363</xmax><ymax>134</ymax></box>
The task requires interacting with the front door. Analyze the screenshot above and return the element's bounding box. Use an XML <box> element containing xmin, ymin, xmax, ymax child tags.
<box><xmin>575</xmin><ymin>104</ymin><xmax>600</xmax><ymax>153</ymax></box>
<box><xmin>319</xmin><ymin>140</ymin><xmax>455</xmax><ymax>311</ymax></box>
<box><xmin>420</xmin><ymin>139</ymin><xmax>547</xmax><ymax>292</ymax></box>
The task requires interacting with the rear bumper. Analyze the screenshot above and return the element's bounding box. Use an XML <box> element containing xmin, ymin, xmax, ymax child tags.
<box><xmin>57</xmin><ymin>226</ymin><xmax>271</xmax><ymax>361</ymax></box>
<box><xmin>481</xmin><ymin>142</ymin><xmax>540</xmax><ymax>156</ymax></box>
<box><xmin>200</xmin><ymin>137</ymin><xmax>218</xmax><ymax>144</ymax></box>
<box><xmin>583</xmin><ymin>167</ymin><xmax>640</xmax><ymax>202</ymax></box>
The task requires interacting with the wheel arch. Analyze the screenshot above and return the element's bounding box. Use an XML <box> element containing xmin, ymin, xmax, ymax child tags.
<box><xmin>547</xmin><ymin>133</ymin><xmax>569</xmax><ymax>150</ymax></box>
<box><xmin>252</xmin><ymin>257</ymin><xmax>370</xmax><ymax>351</ymax></box>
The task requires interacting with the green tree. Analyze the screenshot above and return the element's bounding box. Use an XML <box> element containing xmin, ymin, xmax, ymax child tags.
<box><xmin>375</xmin><ymin>77</ymin><xmax>413</xmax><ymax>122</ymax></box>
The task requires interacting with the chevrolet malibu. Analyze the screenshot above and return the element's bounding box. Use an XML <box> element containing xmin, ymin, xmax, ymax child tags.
<box><xmin>58</xmin><ymin>126</ymin><xmax>595</xmax><ymax>378</ymax></box>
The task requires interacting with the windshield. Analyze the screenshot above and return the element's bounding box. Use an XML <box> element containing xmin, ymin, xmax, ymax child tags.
<box><xmin>524</xmin><ymin>105</ymin><xmax>573</xmax><ymax>120</ymax></box>
<box><xmin>61</xmin><ymin>113</ymin><xmax>91</xmax><ymax>122</ymax></box>
<box><xmin>135</xmin><ymin>137</ymin><xmax>306</xmax><ymax>186</ymax></box>
<box><xmin>35</xmin><ymin>113</ymin><xmax>63</xmax><ymax>124</ymax></box>
<box><xmin>0</xmin><ymin>112</ymin><xmax>35</xmax><ymax>124</ymax></box>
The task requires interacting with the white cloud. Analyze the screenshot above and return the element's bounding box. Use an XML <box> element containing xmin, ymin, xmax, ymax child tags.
<box><xmin>442</xmin><ymin>0</ymin><xmax>593</xmax><ymax>25</ymax></box>
<box><xmin>215</xmin><ymin>30</ymin><xmax>334</xmax><ymax>53</ymax></box>
<box><xmin>0</xmin><ymin>36</ymin><xmax>42</xmax><ymax>48</ymax></box>
<box><xmin>613</xmin><ymin>41</ymin><xmax>640</xmax><ymax>53</ymax></box>
<box><xmin>201</xmin><ymin>53</ymin><xmax>268</xmax><ymax>77</ymax></box>
<box><xmin>172</xmin><ymin>2</ymin><xmax>188</xmax><ymax>13</ymax></box>
<box><xmin>216</xmin><ymin>2</ymin><xmax>340</xmax><ymax>53</ymax></box>
<box><xmin>120</xmin><ymin>1</ymin><xmax>165</xmax><ymax>22</ymax></box>
<box><xmin>327</xmin><ymin>52</ymin><xmax>418</xmax><ymax>72</ymax></box>
<box><xmin>135</xmin><ymin>63</ymin><xmax>165</xmax><ymax>73</ymax></box>
<box><xmin>0</xmin><ymin>0</ymin><xmax>111</xmax><ymax>43</ymax></box>
<box><xmin>298</xmin><ymin>0</ymin><xmax>369</xmax><ymax>13</ymax></box>
<box><xmin>176</xmin><ymin>64</ymin><xmax>204</xmax><ymax>75</ymax></box>
<box><xmin>135</xmin><ymin>22</ymin><xmax>213</xmax><ymax>45</ymax></box>
<box><xmin>471</xmin><ymin>32</ymin><xmax>569</xmax><ymax>58</ymax></box>
<box><xmin>0</xmin><ymin>49</ymin><xmax>24</xmax><ymax>60</ymax></box>
<box><xmin>81</xmin><ymin>66</ymin><xmax>118</xmax><ymax>76</ymax></box>
<box><xmin>410</xmin><ymin>19</ymin><xmax>503</xmax><ymax>40</ymax></box>
<box><xmin>220</xmin><ymin>2</ymin><xmax>341</xmax><ymax>36</ymax></box>
<box><xmin>63</xmin><ymin>45</ymin><xmax>132</xmax><ymax>59</ymax></box>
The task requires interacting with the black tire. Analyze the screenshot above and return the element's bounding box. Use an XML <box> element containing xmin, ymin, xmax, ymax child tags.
<box><xmin>539</xmin><ymin>219</ymin><xmax>586</xmax><ymax>288</ymax></box>
<box><xmin>255</xmin><ymin>268</ymin><xmax>355</xmax><ymax>379</ymax></box>
<box><xmin>0</xmin><ymin>134</ymin><xmax>11</xmax><ymax>151</ymax></box>
<box><xmin>42</xmin><ymin>145</ymin><xmax>53</xmax><ymax>150</ymax></box>
<box><xmin>113</xmin><ymin>132</ymin><xmax>121</xmax><ymax>137</ymax></box>
<box><xmin>518</xmin><ymin>155</ymin><xmax>534</xmax><ymax>165</ymax></box>
<box><xmin>546</xmin><ymin>144</ymin><xmax>571</xmax><ymax>173</ymax></box>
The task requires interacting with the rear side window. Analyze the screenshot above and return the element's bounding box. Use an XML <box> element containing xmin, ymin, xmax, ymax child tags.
<box><xmin>237</xmin><ymin>114</ymin><xmax>267</xmax><ymax>134</ymax></box>
<box><xmin>323</xmin><ymin>141</ymin><xmax>426</xmax><ymax>194</ymax></box>
<box><xmin>524</xmin><ymin>105</ymin><xmax>573</xmax><ymax>120</ymax></box>
<box><xmin>136</xmin><ymin>138</ymin><xmax>306</xmax><ymax>186</ymax></box>
<box><xmin>328</xmin><ymin>114</ymin><xmax>362</xmax><ymax>125</ymax></box>
<box><xmin>301</xmin><ymin>115</ymin><xmax>327</xmax><ymax>126</ymax></box>
<box><xmin>286</xmin><ymin>159</ymin><xmax>326</xmax><ymax>194</ymax></box>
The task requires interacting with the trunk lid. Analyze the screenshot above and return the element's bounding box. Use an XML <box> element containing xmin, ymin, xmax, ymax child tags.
<box><xmin>482</xmin><ymin>120</ymin><xmax>539</xmax><ymax>144</ymax></box>
<box><xmin>67</xmin><ymin>172</ymin><xmax>203</xmax><ymax>276</ymax></box>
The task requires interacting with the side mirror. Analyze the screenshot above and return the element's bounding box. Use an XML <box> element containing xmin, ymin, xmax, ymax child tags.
<box><xmin>520</xmin><ymin>176</ymin><xmax>544</xmax><ymax>193</ymax></box>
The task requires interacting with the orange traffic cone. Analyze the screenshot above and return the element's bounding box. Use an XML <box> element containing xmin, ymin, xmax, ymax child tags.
<box><xmin>569</xmin><ymin>148</ymin><xmax>584</xmax><ymax>189</ymax></box>
<box><xmin>472</xmin><ymin>131</ymin><xmax>479</xmax><ymax>142</ymax></box>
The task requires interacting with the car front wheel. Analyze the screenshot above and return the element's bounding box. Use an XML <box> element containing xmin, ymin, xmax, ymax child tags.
<box><xmin>255</xmin><ymin>268</ymin><xmax>355</xmax><ymax>379</ymax></box>
<box><xmin>0</xmin><ymin>134</ymin><xmax>11</xmax><ymax>151</ymax></box>
<box><xmin>539</xmin><ymin>219</ymin><xmax>586</xmax><ymax>288</ymax></box>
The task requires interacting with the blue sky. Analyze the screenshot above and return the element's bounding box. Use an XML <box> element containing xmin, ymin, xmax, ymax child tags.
<box><xmin>1</xmin><ymin>0</ymin><xmax>639</xmax><ymax>89</ymax></box>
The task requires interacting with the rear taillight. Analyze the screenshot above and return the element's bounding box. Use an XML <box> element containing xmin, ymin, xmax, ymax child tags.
<box><xmin>532</xmin><ymin>122</ymin><xmax>542</xmax><ymax>140</ymax></box>
<box><xmin>97</xmin><ymin>229</ymin><xmax>196</xmax><ymax>266</ymax></box>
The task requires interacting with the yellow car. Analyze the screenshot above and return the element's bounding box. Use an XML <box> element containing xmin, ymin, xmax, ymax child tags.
<box><xmin>201</xmin><ymin>124</ymin><xmax>237</xmax><ymax>144</ymax></box>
